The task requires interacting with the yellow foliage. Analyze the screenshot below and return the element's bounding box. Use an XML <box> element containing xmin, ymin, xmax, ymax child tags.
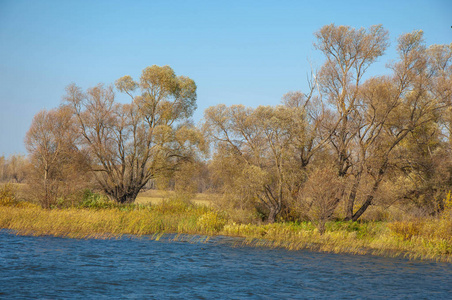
<box><xmin>197</xmin><ymin>211</ymin><xmax>226</xmax><ymax>233</ymax></box>
<box><xmin>388</xmin><ymin>221</ymin><xmax>423</xmax><ymax>240</ymax></box>
<box><xmin>0</xmin><ymin>183</ymin><xmax>17</xmax><ymax>206</ymax></box>
<box><xmin>444</xmin><ymin>191</ymin><xmax>452</xmax><ymax>211</ymax></box>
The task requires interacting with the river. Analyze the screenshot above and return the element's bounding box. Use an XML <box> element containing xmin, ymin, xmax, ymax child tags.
<box><xmin>1</xmin><ymin>231</ymin><xmax>451</xmax><ymax>299</ymax></box>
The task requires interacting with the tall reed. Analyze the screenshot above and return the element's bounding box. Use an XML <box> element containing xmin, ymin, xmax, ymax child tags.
<box><xmin>0</xmin><ymin>200</ymin><xmax>226</xmax><ymax>239</ymax></box>
<box><xmin>1</xmin><ymin>197</ymin><xmax>451</xmax><ymax>262</ymax></box>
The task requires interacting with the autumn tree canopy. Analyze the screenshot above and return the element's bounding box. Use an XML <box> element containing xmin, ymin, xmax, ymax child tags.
<box><xmin>64</xmin><ymin>65</ymin><xmax>202</xmax><ymax>203</ymax></box>
<box><xmin>25</xmin><ymin>106</ymin><xmax>89</xmax><ymax>208</ymax></box>
<box><xmin>204</xmin><ymin>24</ymin><xmax>452</xmax><ymax>222</ymax></box>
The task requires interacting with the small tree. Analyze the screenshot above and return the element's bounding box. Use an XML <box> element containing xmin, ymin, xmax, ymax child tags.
<box><xmin>25</xmin><ymin>106</ymin><xmax>88</xmax><ymax>208</ymax></box>
<box><xmin>298</xmin><ymin>168</ymin><xmax>344</xmax><ymax>234</ymax></box>
<box><xmin>204</xmin><ymin>104</ymin><xmax>309</xmax><ymax>222</ymax></box>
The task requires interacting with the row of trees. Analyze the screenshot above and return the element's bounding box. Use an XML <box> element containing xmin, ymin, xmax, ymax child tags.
<box><xmin>23</xmin><ymin>24</ymin><xmax>452</xmax><ymax>227</ymax></box>
<box><xmin>205</xmin><ymin>25</ymin><xmax>452</xmax><ymax>226</ymax></box>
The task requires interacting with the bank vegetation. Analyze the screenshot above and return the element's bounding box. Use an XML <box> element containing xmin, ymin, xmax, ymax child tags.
<box><xmin>1</xmin><ymin>183</ymin><xmax>452</xmax><ymax>262</ymax></box>
<box><xmin>1</xmin><ymin>24</ymin><xmax>451</xmax><ymax>261</ymax></box>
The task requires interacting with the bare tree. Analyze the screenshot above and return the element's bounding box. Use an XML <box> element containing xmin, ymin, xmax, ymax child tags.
<box><xmin>0</xmin><ymin>155</ymin><xmax>28</xmax><ymax>183</ymax></box>
<box><xmin>298</xmin><ymin>167</ymin><xmax>344</xmax><ymax>234</ymax></box>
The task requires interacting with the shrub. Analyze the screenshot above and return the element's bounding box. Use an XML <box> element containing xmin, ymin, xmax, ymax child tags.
<box><xmin>0</xmin><ymin>183</ymin><xmax>17</xmax><ymax>206</ymax></box>
<box><xmin>298</xmin><ymin>168</ymin><xmax>344</xmax><ymax>234</ymax></box>
<box><xmin>388</xmin><ymin>220</ymin><xmax>423</xmax><ymax>240</ymax></box>
<box><xmin>78</xmin><ymin>190</ymin><xmax>117</xmax><ymax>210</ymax></box>
<box><xmin>197</xmin><ymin>211</ymin><xmax>227</xmax><ymax>233</ymax></box>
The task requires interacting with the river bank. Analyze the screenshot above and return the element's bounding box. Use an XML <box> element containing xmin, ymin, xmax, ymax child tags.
<box><xmin>1</xmin><ymin>201</ymin><xmax>452</xmax><ymax>262</ymax></box>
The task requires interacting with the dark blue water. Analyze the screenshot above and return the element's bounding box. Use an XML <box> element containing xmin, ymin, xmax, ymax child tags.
<box><xmin>1</xmin><ymin>231</ymin><xmax>451</xmax><ymax>299</ymax></box>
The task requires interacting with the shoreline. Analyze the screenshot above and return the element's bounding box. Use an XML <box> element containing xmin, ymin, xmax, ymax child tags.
<box><xmin>1</xmin><ymin>204</ymin><xmax>451</xmax><ymax>263</ymax></box>
<box><xmin>0</xmin><ymin>227</ymin><xmax>428</xmax><ymax>263</ymax></box>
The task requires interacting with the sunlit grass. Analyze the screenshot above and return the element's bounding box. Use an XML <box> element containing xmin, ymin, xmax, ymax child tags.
<box><xmin>0</xmin><ymin>197</ymin><xmax>225</xmax><ymax>239</ymax></box>
<box><xmin>222</xmin><ymin>219</ymin><xmax>452</xmax><ymax>262</ymax></box>
<box><xmin>1</xmin><ymin>186</ymin><xmax>451</xmax><ymax>263</ymax></box>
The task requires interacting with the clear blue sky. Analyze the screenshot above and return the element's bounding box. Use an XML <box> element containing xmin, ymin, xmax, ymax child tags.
<box><xmin>0</xmin><ymin>0</ymin><xmax>451</xmax><ymax>156</ymax></box>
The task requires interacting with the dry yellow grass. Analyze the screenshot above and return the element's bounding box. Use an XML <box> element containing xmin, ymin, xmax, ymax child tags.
<box><xmin>1</xmin><ymin>202</ymin><xmax>451</xmax><ymax>262</ymax></box>
<box><xmin>136</xmin><ymin>189</ymin><xmax>214</xmax><ymax>207</ymax></box>
<box><xmin>1</xmin><ymin>185</ymin><xmax>451</xmax><ymax>262</ymax></box>
<box><xmin>0</xmin><ymin>202</ymin><xmax>226</xmax><ymax>239</ymax></box>
<box><xmin>222</xmin><ymin>219</ymin><xmax>452</xmax><ymax>262</ymax></box>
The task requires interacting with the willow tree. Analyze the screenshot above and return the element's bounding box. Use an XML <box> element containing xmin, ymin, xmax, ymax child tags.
<box><xmin>313</xmin><ymin>26</ymin><xmax>449</xmax><ymax>220</ymax></box>
<box><xmin>314</xmin><ymin>24</ymin><xmax>390</xmax><ymax>178</ymax></box>
<box><xmin>65</xmin><ymin>65</ymin><xmax>200</xmax><ymax>203</ymax></box>
<box><xmin>384</xmin><ymin>38</ymin><xmax>452</xmax><ymax>215</ymax></box>
<box><xmin>348</xmin><ymin>31</ymin><xmax>451</xmax><ymax>220</ymax></box>
<box><xmin>204</xmin><ymin>104</ymin><xmax>308</xmax><ymax>222</ymax></box>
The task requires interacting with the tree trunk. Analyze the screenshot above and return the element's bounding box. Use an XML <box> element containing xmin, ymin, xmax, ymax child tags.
<box><xmin>267</xmin><ymin>207</ymin><xmax>278</xmax><ymax>223</ymax></box>
<box><xmin>351</xmin><ymin>165</ymin><xmax>386</xmax><ymax>221</ymax></box>
<box><xmin>118</xmin><ymin>191</ymin><xmax>139</xmax><ymax>204</ymax></box>
<box><xmin>43</xmin><ymin>167</ymin><xmax>50</xmax><ymax>209</ymax></box>
<box><xmin>344</xmin><ymin>178</ymin><xmax>360</xmax><ymax>221</ymax></box>
<box><xmin>106</xmin><ymin>186</ymin><xmax>141</xmax><ymax>204</ymax></box>
<box><xmin>317</xmin><ymin>217</ymin><xmax>327</xmax><ymax>235</ymax></box>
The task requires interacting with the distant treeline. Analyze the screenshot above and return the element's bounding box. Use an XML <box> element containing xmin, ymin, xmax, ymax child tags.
<box><xmin>0</xmin><ymin>155</ymin><xmax>28</xmax><ymax>183</ymax></box>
